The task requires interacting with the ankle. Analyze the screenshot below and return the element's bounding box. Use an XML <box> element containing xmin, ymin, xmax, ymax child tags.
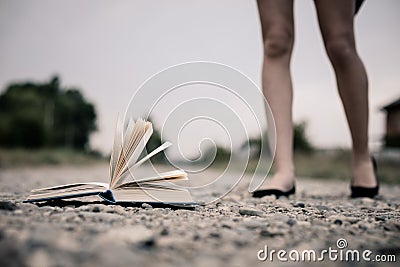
<box><xmin>274</xmin><ymin>166</ymin><xmax>294</xmax><ymax>177</ymax></box>
<box><xmin>351</xmin><ymin>151</ymin><xmax>371</xmax><ymax>163</ymax></box>
<box><xmin>351</xmin><ymin>154</ymin><xmax>377</xmax><ymax>187</ymax></box>
<box><xmin>274</xmin><ymin>164</ymin><xmax>295</xmax><ymax>177</ymax></box>
<box><xmin>271</xmin><ymin>170</ymin><xmax>295</xmax><ymax>181</ymax></box>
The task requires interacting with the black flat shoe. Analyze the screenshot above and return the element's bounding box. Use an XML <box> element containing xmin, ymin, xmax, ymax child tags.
<box><xmin>350</xmin><ymin>157</ymin><xmax>379</xmax><ymax>198</ymax></box>
<box><xmin>252</xmin><ymin>185</ymin><xmax>295</xmax><ymax>198</ymax></box>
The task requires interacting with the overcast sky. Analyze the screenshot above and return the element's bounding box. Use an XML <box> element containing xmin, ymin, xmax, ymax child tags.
<box><xmin>0</xmin><ymin>0</ymin><xmax>399</xmax><ymax>154</ymax></box>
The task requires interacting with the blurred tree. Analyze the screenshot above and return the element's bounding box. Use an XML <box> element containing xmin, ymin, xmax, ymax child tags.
<box><xmin>214</xmin><ymin>145</ymin><xmax>231</xmax><ymax>163</ymax></box>
<box><xmin>202</xmin><ymin>145</ymin><xmax>231</xmax><ymax>164</ymax></box>
<box><xmin>145</xmin><ymin>126</ymin><xmax>166</xmax><ymax>164</ymax></box>
<box><xmin>0</xmin><ymin>76</ymin><xmax>97</xmax><ymax>149</ymax></box>
<box><xmin>142</xmin><ymin>118</ymin><xmax>167</xmax><ymax>164</ymax></box>
<box><xmin>240</xmin><ymin>121</ymin><xmax>314</xmax><ymax>157</ymax></box>
<box><xmin>293</xmin><ymin>121</ymin><xmax>314</xmax><ymax>153</ymax></box>
<box><xmin>241</xmin><ymin>131</ymin><xmax>271</xmax><ymax>160</ymax></box>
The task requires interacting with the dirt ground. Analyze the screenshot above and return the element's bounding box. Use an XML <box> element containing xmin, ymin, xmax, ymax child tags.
<box><xmin>0</xmin><ymin>164</ymin><xmax>399</xmax><ymax>267</ymax></box>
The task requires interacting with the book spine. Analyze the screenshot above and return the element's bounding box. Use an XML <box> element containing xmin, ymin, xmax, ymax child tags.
<box><xmin>98</xmin><ymin>190</ymin><xmax>116</xmax><ymax>203</ymax></box>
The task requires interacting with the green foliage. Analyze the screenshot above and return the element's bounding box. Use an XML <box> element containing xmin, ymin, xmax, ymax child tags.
<box><xmin>240</xmin><ymin>121</ymin><xmax>314</xmax><ymax>157</ymax></box>
<box><xmin>0</xmin><ymin>76</ymin><xmax>97</xmax><ymax>149</ymax></box>
<box><xmin>140</xmin><ymin>118</ymin><xmax>167</xmax><ymax>164</ymax></box>
<box><xmin>293</xmin><ymin>121</ymin><xmax>314</xmax><ymax>153</ymax></box>
<box><xmin>202</xmin><ymin>145</ymin><xmax>231</xmax><ymax>165</ymax></box>
<box><xmin>0</xmin><ymin>148</ymin><xmax>105</xmax><ymax>168</ymax></box>
<box><xmin>244</xmin><ymin>149</ymin><xmax>399</xmax><ymax>185</ymax></box>
<box><xmin>241</xmin><ymin>131</ymin><xmax>271</xmax><ymax>160</ymax></box>
<box><xmin>145</xmin><ymin>126</ymin><xmax>166</xmax><ymax>163</ymax></box>
<box><xmin>214</xmin><ymin>145</ymin><xmax>231</xmax><ymax>163</ymax></box>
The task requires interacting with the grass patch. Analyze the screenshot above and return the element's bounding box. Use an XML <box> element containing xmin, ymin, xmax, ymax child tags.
<box><xmin>0</xmin><ymin>148</ymin><xmax>106</xmax><ymax>168</ymax></box>
<box><xmin>244</xmin><ymin>149</ymin><xmax>399</xmax><ymax>185</ymax></box>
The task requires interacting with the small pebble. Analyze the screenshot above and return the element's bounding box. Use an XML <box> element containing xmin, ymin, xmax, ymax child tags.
<box><xmin>0</xmin><ymin>201</ymin><xmax>17</xmax><ymax>211</ymax></box>
<box><xmin>293</xmin><ymin>201</ymin><xmax>305</xmax><ymax>208</ymax></box>
<box><xmin>239</xmin><ymin>208</ymin><xmax>262</xmax><ymax>217</ymax></box>
<box><xmin>142</xmin><ymin>203</ymin><xmax>153</xmax><ymax>209</ymax></box>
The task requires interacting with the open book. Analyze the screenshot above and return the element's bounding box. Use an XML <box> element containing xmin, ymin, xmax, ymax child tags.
<box><xmin>25</xmin><ymin>118</ymin><xmax>195</xmax><ymax>205</ymax></box>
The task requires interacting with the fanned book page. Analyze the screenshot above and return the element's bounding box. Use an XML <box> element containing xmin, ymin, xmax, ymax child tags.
<box><xmin>25</xmin><ymin>118</ymin><xmax>195</xmax><ymax>205</ymax></box>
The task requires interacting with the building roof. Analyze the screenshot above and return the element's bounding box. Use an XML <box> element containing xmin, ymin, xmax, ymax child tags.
<box><xmin>382</xmin><ymin>97</ymin><xmax>400</xmax><ymax>111</ymax></box>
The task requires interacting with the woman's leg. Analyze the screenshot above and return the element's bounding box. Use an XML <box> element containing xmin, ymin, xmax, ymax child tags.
<box><xmin>257</xmin><ymin>0</ymin><xmax>295</xmax><ymax>191</ymax></box>
<box><xmin>314</xmin><ymin>0</ymin><xmax>377</xmax><ymax>187</ymax></box>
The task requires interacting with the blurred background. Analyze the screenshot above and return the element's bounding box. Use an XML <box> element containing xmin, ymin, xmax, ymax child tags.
<box><xmin>0</xmin><ymin>0</ymin><xmax>399</xmax><ymax>183</ymax></box>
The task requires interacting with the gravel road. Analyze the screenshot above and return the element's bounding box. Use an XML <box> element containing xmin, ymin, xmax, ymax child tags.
<box><xmin>0</xmin><ymin>164</ymin><xmax>399</xmax><ymax>267</ymax></box>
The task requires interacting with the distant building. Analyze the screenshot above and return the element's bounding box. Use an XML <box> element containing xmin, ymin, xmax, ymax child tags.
<box><xmin>382</xmin><ymin>97</ymin><xmax>400</xmax><ymax>148</ymax></box>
